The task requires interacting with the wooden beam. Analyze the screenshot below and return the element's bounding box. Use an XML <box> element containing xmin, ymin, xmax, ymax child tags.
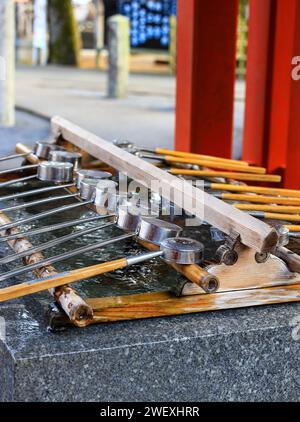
<box><xmin>51</xmin><ymin>116</ymin><xmax>279</xmax><ymax>253</ymax></box>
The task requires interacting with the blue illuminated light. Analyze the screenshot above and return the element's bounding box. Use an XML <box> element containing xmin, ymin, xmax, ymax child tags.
<box><xmin>119</xmin><ymin>0</ymin><xmax>175</xmax><ymax>49</ymax></box>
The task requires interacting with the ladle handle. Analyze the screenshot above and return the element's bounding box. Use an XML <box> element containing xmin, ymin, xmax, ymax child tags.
<box><xmin>275</xmin><ymin>246</ymin><xmax>300</xmax><ymax>273</ymax></box>
<box><xmin>0</xmin><ymin>258</ymin><xmax>128</xmax><ymax>302</ymax></box>
<box><xmin>0</xmin><ymin>164</ymin><xmax>39</xmax><ymax>176</ymax></box>
<box><xmin>155</xmin><ymin>148</ymin><xmax>249</xmax><ymax>166</ymax></box>
<box><xmin>138</xmin><ymin>240</ymin><xmax>219</xmax><ymax>293</ymax></box>
<box><xmin>0</xmin><ymin>250</ymin><xmax>162</xmax><ymax>302</ymax></box>
<box><xmin>16</xmin><ymin>143</ymin><xmax>40</xmax><ymax>164</ymax></box>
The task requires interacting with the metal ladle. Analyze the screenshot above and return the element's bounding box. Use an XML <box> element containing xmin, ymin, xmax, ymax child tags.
<box><xmin>49</xmin><ymin>150</ymin><xmax>82</xmax><ymax>172</ymax></box>
<box><xmin>0</xmin><ymin>237</ymin><xmax>205</xmax><ymax>303</ymax></box>
<box><xmin>0</xmin><ymin>168</ymin><xmax>112</xmax><ymax>205</ymax></box>
<box><xmin>0</xmin><ymin>177</ymin><xmax>116</xmax><ymax>246</ymax></box>
<box><xmin>0</xmin><ymin>140</ymin><xmax>61</xmax><ymax>164</ymax></box>
<box><xmin>0</xmin><ymin>160</ymin><xmax>74</xmax><ymax>184</ymax></box>
<box><xmin>0</xmin><ymin>163</ymin><xmax>97</xmax><ymax>231</ymax></box>
<box><xmin>0</xmin><ymin>202</ymin><xmax>143</xmax><ymax>266</ymax></box>
<box><xmin>0</xmin><ymin>162</ymin><xmax>77</xmax><ymax>214</ymax></box>
<box><xmin>0</xmin><ymin>166</ymin><xmax>112</xmax><ymax>214</ymax></box>
<box><xmin>0</xmin><ymin>217</ymin><xmax>183</xmax><ymax>282</ymax></box>
<box><xmin>0</xmin><ymin>205</ymin><xmax>143</xmax><ymax>266</ymax></box>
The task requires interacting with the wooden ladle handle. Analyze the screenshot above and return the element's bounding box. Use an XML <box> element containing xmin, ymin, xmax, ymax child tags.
<box><xmin>0</xmin><ymin>258</ymin><xmax>128</xmax><ymax>303</ymax></box>
<box><xmin>16</xmin><ymin>143</ymin><xmax>40</xmax><ymax>164</ymax></box>
<box><xmin>138</xmin><ymin>239</ymin><xmax>219</xmax><ymax>293</ymax></box>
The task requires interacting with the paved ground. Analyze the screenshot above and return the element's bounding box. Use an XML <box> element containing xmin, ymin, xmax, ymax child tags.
<box><xmin>0</xmin><ymin>110</ymin><xmax>50</xmax><ymax>156</ymax></box>
<box><xmin>15</xmin><ymin>65</ymin><xmax>175</xmax><ymax>151</ymax></box>
<box><xmin>14</xmin><ymin>65</ymin><xmax>245</xmax><ymax>159</ymax></box>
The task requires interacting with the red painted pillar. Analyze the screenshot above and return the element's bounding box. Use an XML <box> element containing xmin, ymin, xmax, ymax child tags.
<box><xmin>242</xmin><ymin>0</ymin><xmax>276</xmax><ymax>167</ymax></box>
<box><xmin>175</xmin><ymin>0</ymin><xmax>238</xmax><ymax>158</ymax></box>
<box><xmin>243</xmin><ymin>0</ymin><xmax>300</xmax><ymax>188</ymax></box>
<box><xmin>267</xmin><ymin>0</ymin><xmax>300</xmax><ymax>188</ymax></box>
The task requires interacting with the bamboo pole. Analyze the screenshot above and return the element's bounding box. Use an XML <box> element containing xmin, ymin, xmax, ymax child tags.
<box><xmin>236</xmin><ymin>204</ymin><xmax>300</xmax><ymax>214</ymax></box>
<box><xmin>208</xmin><ymin>183</ymin><xmax>300</xmax><ymax>198</ymax></box>
<box><xmin>0</xmin><ymin>212</ymin><xmax>93</xmax><ymax>326</ymax></box>
<box><xmin>164</xmin><ymin>156</ymin><xmax>266</xmax><ymax>174</ymax></box>
<box><xmin>286</xmin><ymin>225</ymin><xmax>300</xmax><ymax>232</ymax></box>
<box><xmin>170</xmin><ymin>168</ymin><xmax>281</xmax><ymax>183</ymax></box>
<box><xmin>87</xmin><ymin>284</ymin><xmax>300</xmax><ymax>323</ymax></box>
<box><xmin>155</xmin><ymin>148</ymin><xmax>249</xmax><ymax>166</ymax></box>
<box><xmin>253</xmin><ymin>212</ymin><xmax>300</xmax><ymax>222</ymax></box>
<box><xmin>223</xmin><ymin>193</ymin><xmax>300</xmax><ymax>205</ymax></box>
<box><xmin>0</xmin><ymin>258</ymin><xmax>128</xmax><ymax>303</ymax></box>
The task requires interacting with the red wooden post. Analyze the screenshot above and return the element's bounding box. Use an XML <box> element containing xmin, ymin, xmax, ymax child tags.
<box><xmin>243</xmin><ymin>0</ymin><xmax>300</xmax><ymax>188</ymax></box>
<box><xmin>175</xmin><ymin>0</ymin><xmax>238</xmax><ymax>158</ymax></box>
<box><xmin>267</xmin><ymin>0</ymin><xmax>300</xmax><ymax>188</ymax></box>
<box><xmin>242</xmin><ymin>0</ymin><xmax>276</xmax><ymax>167</ymax></box>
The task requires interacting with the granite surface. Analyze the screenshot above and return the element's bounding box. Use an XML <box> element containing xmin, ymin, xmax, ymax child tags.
<box><xmin>1</xmin><ymin>296</ymin><xmax>300</xmax><ymax>402</ymax></box>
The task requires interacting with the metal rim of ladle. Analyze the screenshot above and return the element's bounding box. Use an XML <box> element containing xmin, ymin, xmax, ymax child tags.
<box><xmin>76</xmin><ymin>169</ymin><xmax>112</xmax><ymax>189</ymax></box>
<box><xmin>34</xmin><ymin>141</ymin><xmax>66</xmax><ymax>160</ymax></box>
<box><xmin>37</xmin><ymin>161</ymin><xmax>75</xmax><ymax>183</ymax></box>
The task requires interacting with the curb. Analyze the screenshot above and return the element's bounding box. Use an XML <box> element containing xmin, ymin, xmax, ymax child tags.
<box><xmin>16</xmin><ymin>105</ymin><xmax>51</xmax><ymax>122</ymax></box>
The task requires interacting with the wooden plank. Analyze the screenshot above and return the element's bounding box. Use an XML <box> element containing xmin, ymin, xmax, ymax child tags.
<box><xmin>51</xmin><ymin>116</ymin><xmax>279</xmax><ymax>253</ymax></box>
<box><xmin>85</xmin><ymin>283</ymin><xmax>300</xmax><ymax>323</ymax></box>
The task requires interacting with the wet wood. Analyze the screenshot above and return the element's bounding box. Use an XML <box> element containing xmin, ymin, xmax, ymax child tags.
<box><xmin>178</xmin><ymin>245</ymin><xmax>300</xmax><ymax>296</ymax></box>
<box><xmin>0</xmin><ymin>212</ymin><xmax>93</xmax><ymax>326</ymax></box>
<box><xmin>170</xmin><ymin>168</ymin><xmax>281</xmax><ymax>183</ymax></box>
<box><xmin>51</xmin><ymin>116</ymin><xmax>279</xmax><ymax>253</ymax></box>
<box><xmin>84</xmin><ymin>283</ymin><xmax>300</xmax><ymax>323</ymax></box>
<box><xmin>207</xmin><ymin>245</ymin><xmax>300</xmax><ymax>291</ymax></box>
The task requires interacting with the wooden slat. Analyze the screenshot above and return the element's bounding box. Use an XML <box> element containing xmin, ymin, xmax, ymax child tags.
<box><xmin>51</xmin><ymin>116</ymin><xmax>279</xmax><ymax>253</ymax></box>
<box><xmin>86</xmin><ymin>284</ymin><xmax>300</xmax><ymax>323</ymax></box>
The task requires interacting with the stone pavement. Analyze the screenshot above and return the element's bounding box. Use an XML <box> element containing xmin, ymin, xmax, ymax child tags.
<box><xmin>15</xmin><ymin>65</ymin><xmax>175</xmax><ymax>151</ymax></box>
<box><xmin>0</xmin><ymin>110</ymin><xmax>50</xmax><ymax>155</ymax></box>
<box><xmin>15</xmin><ymin>65</ymin><xmax>245</xmax><ymax>158</ymax></box>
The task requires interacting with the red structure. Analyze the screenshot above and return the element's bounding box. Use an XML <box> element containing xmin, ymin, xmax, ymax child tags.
<box><xmin>175</xmin><ymin>0</ymin><xmax>300</xmax><ymax>188</ymax></box>
<box><xmin>243</xmin><ymin>0</ymin><xmax>300</xmax><ymax>188</ymax></box>
<box><xmin>175</xmin><ymin>0</ymin><xmax>239</xmax><ymax>158</ymax></box>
